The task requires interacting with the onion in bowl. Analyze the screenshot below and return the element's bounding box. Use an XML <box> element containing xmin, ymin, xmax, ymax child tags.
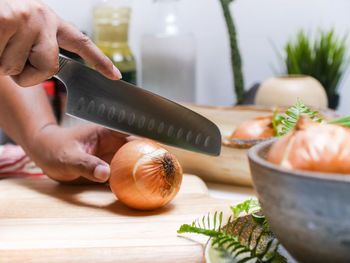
<box><xmin>267</xmin><ymin>117</ymin><xmax>350</xmax><ymax>174</ymax></box>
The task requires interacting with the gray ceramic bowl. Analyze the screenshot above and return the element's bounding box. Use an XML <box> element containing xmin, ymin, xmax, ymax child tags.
<box><xmin>248</xmin><ymin>140</ymin><xmax>350</xmax><ymax>263</ymax></box>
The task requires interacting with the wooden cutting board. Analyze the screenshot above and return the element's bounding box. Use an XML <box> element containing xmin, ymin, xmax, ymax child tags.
<box><xmin>0</xmin><ymin>175</ymin><xmax>237</xmax><ymax>263</ymax></box>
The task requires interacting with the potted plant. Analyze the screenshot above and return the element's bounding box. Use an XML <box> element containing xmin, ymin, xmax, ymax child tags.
<box><xmin>279</xmin><ymin>29</ymin><xmax>349</xmax><ymax>109</ymax></box>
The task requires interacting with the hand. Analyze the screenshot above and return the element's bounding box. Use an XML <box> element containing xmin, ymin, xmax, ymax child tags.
<box><xmin>27</xmin><ymin>123</ymin><xmax>128</xmax><ymax>183</ymax></box>
<box><xmin>0</xmin><ymin>0</ymin><xmax>122</xmax><ymax>87</ymax></box>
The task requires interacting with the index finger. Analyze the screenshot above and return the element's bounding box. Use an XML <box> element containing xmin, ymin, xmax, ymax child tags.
<box><xmin>56</xmin><ymin>20</ymin><xmax>122</xmax><ymax>80</ymax></box>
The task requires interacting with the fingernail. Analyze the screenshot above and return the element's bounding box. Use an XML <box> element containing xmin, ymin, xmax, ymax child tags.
<box><xmin>94</xmin><ymin>165</ymin><xmax>110</xmax><ymax>181</ymax></box>
<box><xmin>113</xmin><ymin>66</ymin><xmax>122</xmax><ymax>79</ymax></box>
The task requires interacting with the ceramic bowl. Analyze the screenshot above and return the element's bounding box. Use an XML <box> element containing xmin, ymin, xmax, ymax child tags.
<box><xmin>248</xmin><ymin>140</ymin><xmax>350</xmax><ymax>263</ymax></box>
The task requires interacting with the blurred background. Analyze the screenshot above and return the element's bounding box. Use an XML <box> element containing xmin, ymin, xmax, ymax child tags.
<box><xmin>43</xmin><ymin>0</ymin><xmax>350</xmax><ymax>110</ymax></box>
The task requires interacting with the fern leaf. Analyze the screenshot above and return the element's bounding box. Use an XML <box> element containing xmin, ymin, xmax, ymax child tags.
<box><xmin>230</xmin><ymin>199</ymin><xmax>260</xmax><ymax>217</ymax></box>
<box><xmin>177</xmin><ymin>224</ymin><xmax>221</xmax><ymax>237</ymax></box>
<box><xmin>207</xmin><ymin>213</ymin><xmax>210</xmax><ymax>229</ymax></box>
<box><xmin>219</xmin><ymin>211</ymin><xmax>223</xmax><ymax>230</ymax></box>
<box><xmin>224</xmin><ymin>215</ymin><xmax>232</xmax><ymax>235</ymax></box>
<box><xmin>275</xmin><ymin>98</ymin><xmax>322</xmax><ymax>136</ymax></box>
<box><xmin>213</xmin><ymin>211</ymin><xmax>217</xmax><ymax>229</ymax></box>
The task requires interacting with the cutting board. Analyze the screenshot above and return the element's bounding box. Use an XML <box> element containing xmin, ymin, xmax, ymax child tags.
<box><xmin>0</xmin><ymin>175</ymin><xmax>237</xmax><ymax>263</ymax></box>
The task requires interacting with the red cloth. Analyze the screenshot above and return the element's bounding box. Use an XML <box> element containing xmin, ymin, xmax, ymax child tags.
<box><xmin>0</xmin><ymin>144</ymin><xmax>44</xmax><ymax>177</ymax></box>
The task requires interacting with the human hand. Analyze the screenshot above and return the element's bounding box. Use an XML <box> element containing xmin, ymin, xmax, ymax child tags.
<box><xmin>0</xmin><ymin>0</ymin><xmax>121</xmax><ymax>87</ymax></box>
<box><xmin>27</xmin><ymin>123</ymin><xmax>128</xmax><ymax>183</ymax></box>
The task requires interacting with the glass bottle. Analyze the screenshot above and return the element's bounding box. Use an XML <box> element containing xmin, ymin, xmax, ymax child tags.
<box><xmin>141</xmin><ymin>0</ymin><xmax>196</xmax><ymax>102</ymax></box>
<box><xmin>93</xmin><ymin>0</ymin><xmax>137</xmax><ymax>84</ymax></box>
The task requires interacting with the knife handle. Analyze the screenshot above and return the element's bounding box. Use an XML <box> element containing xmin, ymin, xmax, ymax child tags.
<box><xmin>58</xmin><ymin>54</ymin><xmax>69</xmax><ymax>73</ymax></box>
<box><xmin>54</xmin><ymin>54</ymin><xmax>80</xmax><ymax>93</ymax></box>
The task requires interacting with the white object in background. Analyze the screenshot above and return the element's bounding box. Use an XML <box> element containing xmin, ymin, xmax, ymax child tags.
<box><xmin>255</xmin><ymin>75</ymin><xmax>328</xmax><ymax>108</ymax></box>
<box><xmin>141</xmin><ymin>0</ymin><xmax>196</xmax><ymax>103</ymax></box>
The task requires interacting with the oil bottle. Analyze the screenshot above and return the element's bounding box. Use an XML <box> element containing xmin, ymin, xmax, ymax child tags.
<box><xmin>93</xmin><ymin>0</ymin><xmax>137</xmax><ymax>84</ymax></box>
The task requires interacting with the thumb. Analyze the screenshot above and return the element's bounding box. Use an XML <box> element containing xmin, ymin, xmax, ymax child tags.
<box><xmin>69</xmin><ymin>151</ymin><xmax>111</xmax><ymax>183</ymax></box>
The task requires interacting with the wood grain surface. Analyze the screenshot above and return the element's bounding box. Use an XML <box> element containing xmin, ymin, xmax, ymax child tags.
<box><xmin>0</xmin><ymin>175</ymin><xmax>237</xmax><ymax>263</ymax></box>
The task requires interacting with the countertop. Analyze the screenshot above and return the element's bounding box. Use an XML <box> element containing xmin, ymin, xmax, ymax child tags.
<box><xmin>207</xmin><ymin>181</ymin><xmax>256</xmax><ymax>201</ymax></box>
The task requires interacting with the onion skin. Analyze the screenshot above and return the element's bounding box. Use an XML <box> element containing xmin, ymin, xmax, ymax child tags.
<box><xmin>109</xmin><ymin>139</ymin><xmax>183</xmax><ymax>210</ymax></box>
<box><xmin>268</xmin><ymin>117</ymin><xmax>350</xmax><ymax>174</ymax></box>
<box><xmin>230</xmin><ymin>116</ymin><xmax>275</xmax><ymax>141</ymax></box>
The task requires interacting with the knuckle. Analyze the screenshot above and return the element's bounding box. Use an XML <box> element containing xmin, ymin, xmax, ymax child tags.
<box><xmin>41</xmin><ymin>45</ymin><xmax>59</xmax><ymax>76</ymax></box>
<box><xmin>14</xmin><ymin>77</ymin><xmax>30</xmax><ymax>87</ymax></box>
<box><xmin>0</xmin><ymin>63</ymin><xmax>23</xmax><ymax>76</ymax></box>
<box><xmin>48</xmin><ymin>60</ymin><xmax>59</xmax><ymax>76</ymax></box>
<box><xmin>11</xmin><ymin>64</ymin><xmax>24</xmax><ymax>75</ymax></box>
<box><xmin>0</xmin><ymin>14</ymin><xmax>13</xmax><ymax>27</ymax></box>
<box><xmin>57</xmin><ymin>150</ymin><xmax>69</xmax><ymax>165</ymax></box>
<box><xmin>74</xmin><ymin>34</ymin><xmax>92</xmax><ymax>52</ymax></box>
<box><xmin>92</xmin><ymin>57</ymin><xmax>112</xmax><ymax>72</ymax></box>
<box><xmin>18</xmin><ymin>10</ymin><xmax>31</xmax><ymax>21</ymax></box>
<box><xmin>32</xmin><ymin>2</ymin><xmax>46</xmax><ymax>16</ymax></box>
<box><xmin>75</xmin><ymin>157</ymin><xmax>90</xmax><ymax>172</ymax></box>
<box><xmin>12</xmin><ymin>74</ymin><xmax>33</xmax><ymax>87</ymax></box>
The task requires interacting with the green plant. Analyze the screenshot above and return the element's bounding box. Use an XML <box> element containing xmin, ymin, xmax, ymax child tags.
<box><xmin>219</xmin><ymin>0</ymin><xmax>245</xmax><ymax>104</ymax></box>
<box><xmin>272</xmin><ymin>98</ymin><xmax>350</xmax><ymax>136</ymax></box>
<box><xmin>273</xmin><ymin>98</ymin><xmax>322</xmax><ymax>136</ymax></box>
<box><xmin>178</xmin><ymin>200</ymin><xmax>287</xmax><ymax>262</ymax></box>
<box><xmin>280</xmin><ymin>29</ymin><xmax>349</xmax><ymax>106</ymax></box>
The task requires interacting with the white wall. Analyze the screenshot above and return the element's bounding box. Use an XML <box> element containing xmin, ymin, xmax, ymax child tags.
<box><xmin>44</xmin><ymin>0</ymin><xmax>350</xmax><ymax>114</ymax></box>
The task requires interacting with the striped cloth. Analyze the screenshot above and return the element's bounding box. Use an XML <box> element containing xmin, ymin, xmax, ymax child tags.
<box><xmin>0</xmin><ymin>144</ymin><xmax>44</xmax><ymax>178</ymax></box>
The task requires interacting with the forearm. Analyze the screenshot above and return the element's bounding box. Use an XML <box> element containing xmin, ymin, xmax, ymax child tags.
<box><xmin>0</xmin><ymin>76</ymin><xmax>57</xmax><ymax>152</ymax></box>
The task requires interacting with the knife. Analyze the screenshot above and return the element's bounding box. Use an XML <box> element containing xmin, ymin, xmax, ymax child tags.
<box><xmin>54</xmin><ymin>54</ymin><xmax>221</xmax><ymax>156</ymax></box>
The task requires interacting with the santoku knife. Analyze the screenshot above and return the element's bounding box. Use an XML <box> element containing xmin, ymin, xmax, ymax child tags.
<box><xmin>54</xmin><ymin>54</ymin><xmax>221</xmax><ymax>156</ymax></box>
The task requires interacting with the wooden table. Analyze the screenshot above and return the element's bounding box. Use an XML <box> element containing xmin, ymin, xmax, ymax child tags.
<box><xmin>0</xmin><ymin>175</ymin><xmax>240</xmax><ymax>263</ymax></box>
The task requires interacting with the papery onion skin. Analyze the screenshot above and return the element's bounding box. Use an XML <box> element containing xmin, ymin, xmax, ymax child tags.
<box><xmin>109</xmin><ymin>139</ymin><xmax>183</xmax><ymax>210</ymax></box>
<box><xmin>268</xmin><ymin>117</ymin><xmax>350</xmax><ymax>174</ymax></box>
<box><xmin>230</xmin><ymin>116</ymin><xmax>275</xmax><ymax>141</ymax></box>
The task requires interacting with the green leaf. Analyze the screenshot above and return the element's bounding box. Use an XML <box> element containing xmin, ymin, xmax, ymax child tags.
<box><xmin>272</xmin><ymin>98</ymin><xmax>350</xmax><ymax>133</ymax></box>
<box><xmin>329</xmin><ymin>115</ymin><xmax>350</xmax><ymax>127</ymax></box>
<box><xmin>274</xmin><ymin>98</ymin><xmax>322</xmax><ymax>136</ymax></box>
<box><xmin>177</xmin><ymin>224</ymin><xmax>222</xmax><ymax>237</ymax></box>
<box><xmin>230</xmin><ymin>199</ymin><xmax>260</xmax><ymax>217</ymax></box>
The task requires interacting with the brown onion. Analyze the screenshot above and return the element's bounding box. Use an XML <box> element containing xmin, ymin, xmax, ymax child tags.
<box><xmin>109</xmin><ymin>139</ymin><xmax>183</xmax><ymax>210</ymax></box>
<box><xmin>268</xmin><ymin>117</ymin><xmax>350</xmax><ymax>174</ymax></box>
<box><xmin>230</xmin><ymin>116</ymin><xmax>275</xmax><ymax>141</ymax></box>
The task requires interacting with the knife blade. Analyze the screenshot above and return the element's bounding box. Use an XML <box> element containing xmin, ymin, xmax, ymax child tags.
<box><xmin>54</xmin><ymin>54</ymin><xmax>221</xmax><ymax>156</ymax></box>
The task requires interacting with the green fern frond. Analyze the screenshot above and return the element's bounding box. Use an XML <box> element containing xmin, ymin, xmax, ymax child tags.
<box><xmin>177</xmin><ymin>224</ymin><xmax>221</xmax><ymax>237</ymax></box>
<box><xmin>230</xmin><ymin>199</ymin><xmax>261</xmax><ymax>217</ymax></box>
<box><xmin>178</xmin><ymin>200</ymin><xmax>287</xmax><ymax>262</ymax></box>
<box><xmin>274</xmin><ymin>98</ymin><xmax>322</xmax><ymax>136</ymax></box>
<box><xmin>273</xmin><ymin>98</ymin><xmax>350</xmax><ymax>135</ymax></box>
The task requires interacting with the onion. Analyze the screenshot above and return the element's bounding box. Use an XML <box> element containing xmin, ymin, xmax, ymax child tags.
<box><xmin>268</xmin><ymin>117</ymin><xmax>350</xmax><ymax>174</ymax></box>
<box><xmin>109</xmin><ymin>139</ymin><xmax>183</xmax><ymax>210</ymax></box>
<box><xmin>230</xmin><ymin>116</ymin><xmax>275</xmax><ymax>141</ymax></box>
